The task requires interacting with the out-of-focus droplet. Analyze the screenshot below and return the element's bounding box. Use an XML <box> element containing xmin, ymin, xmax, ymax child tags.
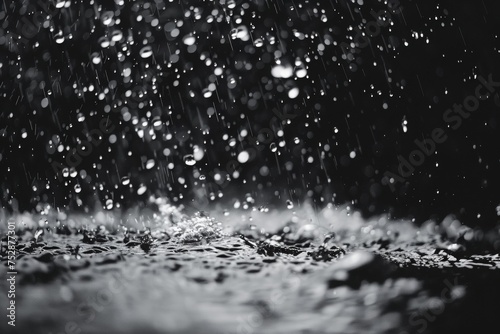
<box><xmin>288</xmin><ymin>87</ymin><xmax>299</xmax><ymax>99</ymax></box>
<box><xmin>101</xmin><ymin>11</ymin><xmax>115</xmax><ymax>26</ymax></box>
<box><xmin>271</xmin><ymin>64</ymin><xmax>294</xmax><ymax>78</ymax></box>
<box><xmin>183</xmin><ymin>34</ymin><xmax>196</xmax><ymax>45</ymax></box>
<box><xmin>55</xmin><ymin>0</ymin><xmax>66</xmax><ymax>9</ymax></box>
<box><xmin>137</xmin><ymin>184</ymin><xmax>147</xmax><ymax>195</ymax></box>
<box><xmin>237</xmin><ymin>150</ymin><xmax>250</xmax><ymax>163</ymax></box>
<box><xmin>146</xmin><ymin>159</ymin><xmax>155</xmax><ymax>169</ymax></box>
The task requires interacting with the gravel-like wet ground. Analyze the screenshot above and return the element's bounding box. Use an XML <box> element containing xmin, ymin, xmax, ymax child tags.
<box><xmin>1</xmin><ymin>202</ymin><xmax>500</xmax><ymax>334</ymax></box>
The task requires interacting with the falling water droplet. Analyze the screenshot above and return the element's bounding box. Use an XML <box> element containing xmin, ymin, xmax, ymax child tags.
<box><xmin>101</xmin><ymin>11</ymin><xmax>115</xmax><ymax>26</ymax></box>
<box><xmin>55</xmin><ymin>32</ymin><xmax>65</xmax><ymax>44</ymax></box>
<box><xmin>153</xmin><ymin>117</ymin><xmax>162</xmax><ymax>127</ymax></box>
<box><xmin>288</xmin><ymin>87</ymin><xmax>300</xmax><ymax>99</ymax></box>
<box><xmin>140</xmin><ymin>46</ymin><xmax>153</xmax><ymax>58</ymax></box>
<box><xmin>137</xmin><ymin>184</ymin><xmax>147</xmax><ymax>195</ymax></box>
<box><xmin>91</xmin><ymin>52</ymin><xmax>101</xmax><ymax>65</ymax></box>
<box><xmin>237</xmin><ymin>151</ymin><xmax>250</xmax><ymax>163</ymax></box>
<box><xmin>184</xmin><ymin>155</ymin><xmax>196</xmax><ymax>166</ymax></box>
<box><xmin>55</xmin><ymin>0</ymin><xmax>66</xmax><ymax>9</ymax></box>
<box><xmin>111</xmin><ymin>30</ymin><xmax>123</xmax><ymax>42</ymax></box>
<box><xmin>105</xmin><ymin>199</ymin><xmax>114</xmax><ymax>210</ymax></box>
<box><xmin>121</xmin><ymin>176</ymin><xmax>130</xmax><ymax>185</ymax></box>
<box><xmin>146</xmin><ymin>159</ymin><xmax>155</xmax><ymax>170</ymax></box>
<box><xmin>271</xmin><ymin>65</ymin><xmax>294</xmax><ymax>78</ymax></box>
<box><xmin>183</xmin><ymin>34</ymin><xmax>196</xmax><ymax>45</ymax></box>
<box><xmin>402</xmin><ymin>117</ymin><xmax>408</xmax><ymax>133</ymax></box>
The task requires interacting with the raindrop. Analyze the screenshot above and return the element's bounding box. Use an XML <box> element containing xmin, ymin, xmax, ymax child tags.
<box><xmin>111</xmin><ymin>30</ymin><xmax>123</xmax><ymax>42</ymax></box>
<box><xmin>140</xmin><ymin>46</ymin><xmax>153</xmax><ymax>58</ymax></box>
<box><xmin>295</xmin><ymin>66</ymin><xmax>307</xmax><ymax>78</ymax></box>
<box><xmin>55</xmin><ymin>0</ymin><xmax>66</xmax><ymax>8</ymax></box>
<box><xmin>121</xmin><ymin>176</ymin><xmax>130</xmax><ymax>185</ymax></box>
<box><xmin>227</xmin><ymin>76</ymin><xmax>237</xmax><ymax>89</ymax></box>
<box><xmin>269</xmin><ymin>143</ymin><xmax>277</xmax><ymax>152</ymax></box>
<box><xmin>237</xmin><ymin>150</ymin><xmax>250</xmax><ymax>163</ymax></box>
<box><xmin>288</xmin><ymin>87</ymin><xmax>299</xmax><ymax>99</ymax></box>
<box><xmin>402</xmin><ymin>117</ymin><xmax>408</xmax><ymax>133</ymax></box>
<box><xmin>230</xmin><ymin>26</ymin><xmax>249</xmax><ymax>41</ymax></box>
<box><xmin>146</xmin><ymin>159</ymin><xmax>155</xmax><ymax>169</ymax></box>
<box><xmin>62</xmin><ymin>168</ymin><xmax>69</xmax><ymax>178</ymax></box>
<box><xmin>74</xmin><ymin>184</ymin><xmax>81</xmax><ymax>193</ymax></box>
<box><xmin>202</xmin><ymin>88</ymin><xmax>212</xmax><ymax>98</ymax></box>
<box><xmin>101</xmin><ymin>11</ymin><xmax>115</xmax><ymax>26</ymax></box>
<box><xmin>105</xmin><ymin>199</ymin><xmax>114</xmax><ymax>210</ymax></box>
<box><xmin>91</xmin><ymin>52</ymin><xmax>101</xmax><ymax>65</ymax></box>
<box><xmin>137</xmin><ymin>184</ymin><xmax>147</xmax><ymax>195</ymax></box>
<box><xmin>271</xmin><ymin>65</ymin><xmax>294</xmax><ymax>78</ymax></box>
<box><xmin>184</xmin><ymin>155</ymin><xmax>196</xmax><ymax>166</ymax></box>
<box><xmin>286</xmin><ymin>200</ymin><xmax>294</xmax><ymax>209</ymax></box>
<box><xmin>193</xmin><ymin>146</ymin><xmax>205</xmax><ymax>161</ymax></box>
<box><xmin>99</xmin><ymin>36</ymin><xmax>110</xmax><ymax>48</ymax></box>
<box><xmin>153</xmin><ymin>117</ymin><xmax>162</xmax><ymax>128</ymax></box>
<box><xmin>55</xmin><ymin>32</ymin><xmax>65</xmax><ymax>44</ymax></box>
<box><xmin>183</xmin><ymin>34</ymin><xmax>196</xmax><ymax>46</ymax></box>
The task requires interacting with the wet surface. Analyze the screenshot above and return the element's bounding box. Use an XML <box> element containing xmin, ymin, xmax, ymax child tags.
<box><xmin>2</xmin><ymin>0</ymin><xmax>500</xmax><ymax>227</ymax></box>
<box><xmin>1</xmin><ymin>202</ymin><xmax>499</xmax><ymax>334</ymax></box>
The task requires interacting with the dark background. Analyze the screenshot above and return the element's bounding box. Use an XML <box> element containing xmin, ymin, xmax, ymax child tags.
<box><xmin>0</xmin><ymin>0</ymin><xmax>499</xmax><ymax>228</ymax></box>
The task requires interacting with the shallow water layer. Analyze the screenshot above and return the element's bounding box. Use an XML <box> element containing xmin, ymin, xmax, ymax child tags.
<box><xmin>1</xmin><ymin>203</ymin><xmax>500</xmax><ymax>334</ymax></box>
